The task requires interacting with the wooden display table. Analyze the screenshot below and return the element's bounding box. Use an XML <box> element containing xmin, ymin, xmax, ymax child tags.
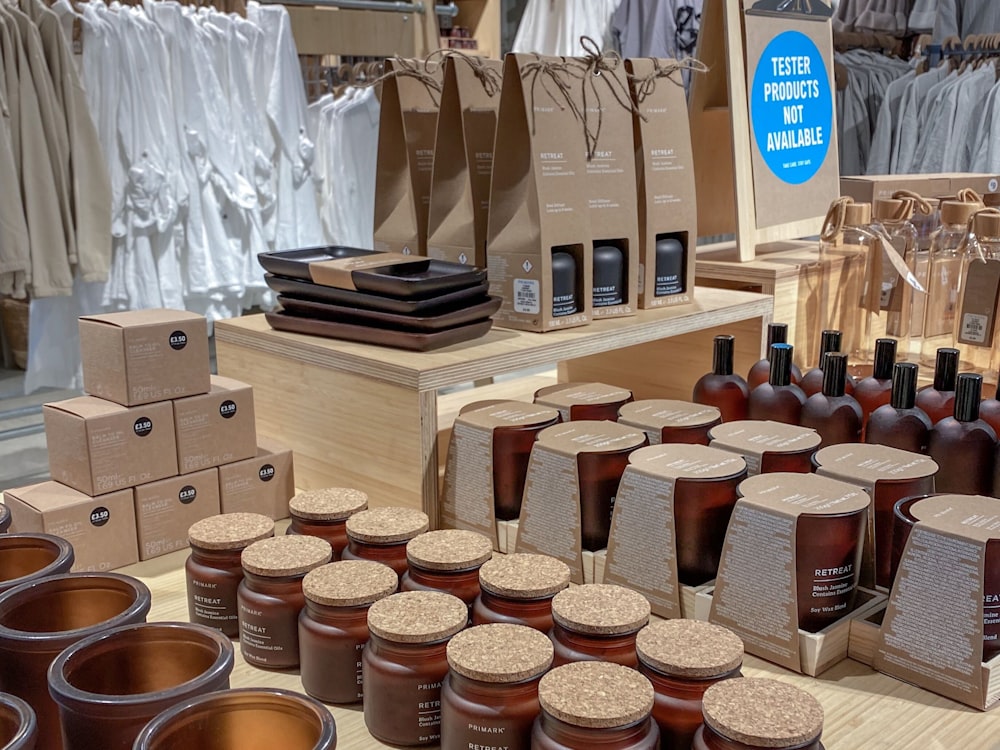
<box><xmin>215</xmin><ymin>287</ymin><xmax>772</xmax><ymax>523</ymax></box>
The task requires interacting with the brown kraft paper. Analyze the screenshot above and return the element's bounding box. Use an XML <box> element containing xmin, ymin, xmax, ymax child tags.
<box><xmin>957</xmin><ymin>258</ymin><xmax>1000</xmax><ymax>347</ymax></box>
<box><xmin>708</xmin><ymin>420</ymin><xmax>820</xmax><ymax>475</ymax></box>
<box><xmin>534</xmin><ymin>381</ymin><xmax>632</xmax><ymax>423</ymax></box>
<box><xmin>618</xmin><ymin>400</ymin><xmax>721</xmax><ymax>445</ymax></box>
<box><xmin>308</xmin><ymin>253</ymin><xmax>418</xmax><ymax>291</ymax></box>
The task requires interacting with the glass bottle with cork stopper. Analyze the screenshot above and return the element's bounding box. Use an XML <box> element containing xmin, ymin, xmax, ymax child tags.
<box><xmin>853</xmin><ymin>337</ymin><xmax>897</xmax><ymax>429</ymax></box>
<box><xmin>340</xmin><ymin>507</ymin><xmax>429</xmax><ymax>578</ymax></box>
<box><xmin>747</xmin><ymin>324</ymin><xmax>802</xmax><ymax>389</ymax></box>
<box><xmin>549</xmin><ymin>584</ymin><xmax>650</xmax><ymax>668</ymax></box>
<box><xmin>237</xmin><ymin>535</ymin><xmax>332</xmax><ymax>669</ymax></box>
<box><xmin>692</xmin><ymin>335</ymin><xmax>750</xmax><ymax>422</ymax></box>
<box><xmin>799</xmin><ymin>353</ymin><xmax>863</xmax><ymax>448</ymax></box>
<box><xmin>472</xmin><ymin>553</ymin><xmax>570</xmax><ymax>632</ymax></box>
<box><xmin>532</xmin><ymin>661</ymin><xmax>660</xmax><ymax>750</ymax></box>
<box><xmin>916</xmin><ymin>347</ymin><xmax>959</xmax><ymax>424</ymax></box>
<box><xmin>186</xmin><ymin>513</ymin><xmax>275</xmax><ymax>637</ymax></box>
<box><xmin>869</xmin><ymin>197</ymin><xmax>919</xmax><ymax>356</ymax></box>
<box><xmin>747</xmin><ymin>344</ymin><xmax>806</xmax><ymax>425</ymax></box>
<box><xmin>441</xmin><ymin>623</ymin><xmax>553</xmax><ymax>750</ymax></box>
<box><xmin>362</xmin><ymin>591</ymin><xmax>469</xmax><ymax>746</ymax></box>
<box><xmin>929</xmin><ymin>374</ymin><xmax>997</xmax><ymax>494</ymax></box>
<box><xmin>298</xmin><ymin>559</ymin><xmax>398</xmax><ymax>704</ymax></box>
<box><xmin>799</xmin><ymin>330</ymin><xmax>855</xmax><ymax>397</ymax></box>
<box><xmin>951</xmin><ymin>208</ymin><xmax>1000</xmax><ymax>377</ymax></box>
<box><xmin>866</xmin><ymin>363</ymin><xmax>932</xmax><ymax>453</ymax></box>
<box><xmin>286</xmin><ymin>488</ymin><xmax>367</xmax><ymax>560</ymax></box>
<box><xmin>401</xmin><ymin>529</ymin><xmax>493</xmax><ymax>607</ymax></box>
<box><xmin>693</xmin><ymin>678</ymin><xmax>825</xmax><ymax>750</ymax></box>
<box><xmin>636</xmin><ymin>619</ymin><xmax>743</xmax><ymax>750</ymax></box>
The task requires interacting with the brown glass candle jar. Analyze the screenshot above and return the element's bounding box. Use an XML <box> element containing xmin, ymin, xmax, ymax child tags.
<box><xmin>636</xmin><ymin>620</ymin><xmax>743</xmax><ymax>750</ymax></box>
<box><xmin>441</xmin><ymin>624</ymin><xmax>553</xmax><ymax>750</ymax></box>
<box><xmin>133</xmin><ymin>688</ymin><xmax>337</xmax><ymax>750</ymax></box>
<box><xmin>549</xmin><ymin>584</ymin><xmax>650</xmax><ymax>667</ymax></box>
<box><xmin>533</xmin><ymin>661</ymin><xmax>659</xmax><ymax>750</ymax></box>
<box><xmin>401</xmin><ymin>530</ymin><xmax>493</xmax><ymax>607</ymax></box>
<box><xmin>362</xmin><ymin>591</ymin><xmax>468</xmax><ymax>746</ymax></box>
<box><xmin>0</xmin><ymin>534</ymin><xmax>74</xmax><ymax>595</ymax></box>
<box><xmin>341</xmin><ymin>507</ymin><xmax>430</xmax><ymax>579</ymax></box>
<box><xmin>286</xmin><ymin>488</ymin><xmax>368</xmax><ymax>560</ymax></box>
<box><xmin>186</xmin><ymin>513</ymin><xmax>274</xmax><ymax>637</ymax></box>
<box><xmin>48</xmin><ymin>622</ymin><xmax>234</xmax><ymax>750</ymax></box>
<box><xmin>298</xmin><ymin>560</ymin><xmax>398</xmax><ymax>704</ymax></box>
<box><xmin>693</xmin><ymin>678</ymin><xmax>825</xmax><ymax>750</ymax></box>
<box><xmin>472</xmin><ymin>553</ymin><xmax>570</xmax><ymax>632</ymax></box>
<box><xmin>0</xmin><ymin>572</ymin><xmax>150</xmax><ymax>750</ymax></box>
<box><xmin>0</xmin><ymin>693</ymin><xmax>36</xmax><ymax>750</ymax></box>
<box><xmin>534</xmin><ymin>382</ymin><xmax>634</xmax><ymax>422</ymax></box>
<box><xmin>0</xmin><ymin>505</ymin><xmax>10</xmax><ymax>535</ymax></box>
<box><xmin>709</xmin><ymin>421</ymin><xmax>821</xmax><ymax>475</ymax></box>
<box><xmin>618</xmin><ymin>400</ymin><xmax>723</xmax><ymax>446</ymax></box>
<box><xmin>889</xmin><ymin>494</ymin><xmax>932</xmax><ymax>586</ymax></box>
<box><xmin>238</xmin><ymin>535</ymin><xmax>332</xmax><ymax>669</ymax></box>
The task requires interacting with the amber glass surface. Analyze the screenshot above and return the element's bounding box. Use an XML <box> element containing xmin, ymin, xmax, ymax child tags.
<box><xmin>674</xmin><ymin>472</ymin><xmax>747</xmax><ymax>585</ymax></box>
<box><xmin>693</xmin><ymin>377</ymin><xmax>749</xmax><ymax>423</ymax></box>
<box><xmin>638</xmin><ymin>664</ymin><xmax>741</xmax><ymax>750</ymax></box>
<box><xmin>872</xmin><ymin>478</ymin><xmax>935</xmax><ymax>589</ymax></box>
<box><xmin>796</xmin><ymin>511</ymin><xmax>865</xmax><ymax>632</ymax></box>
<box><xmin>298</xmin><ymin>601</ymin><xmax>370</xmax><ymax>704</ymax></box>
<box><xmin>0</xmin><ymin>534</ymin><xmax>73</xmax><ymax>595</ymax></box>
<box><xmin>185</xmin><ymin>546</ymin><xmax>244</xmax><ymax>637</ymax></box>
<box><xmin>341</xmin><ymin>539</ymin><xmax>410</xmax><ymax>579</ymax></box>
<box><xmin>865</xmin><ymin>407</ymin><xmax>932</xmax><ymax>453</ymax></box>
<box><xmin>48</xmin><ymin>622</ymin><xmax>233</xmax><ymax>750</ymax></box>
<box><xmin>759</xmin><ymin>450</ymin><xmax>815</xmax><ymax>474</ymax></box>
<box><xmin>549</xmin><ymin>623</ymin><xmax>640</xmax><ymax>668</ymax></box>
<box><xmin>799</xmin><ymin>369</ymin><xmax>856</xmax><ymax>398</ymax></box>
<box><xmin>889</xmin><ymin>496</ymin><xmax>926</xmax><ymax>587</ymax></box>
<box><xmin>0</xmin><ymin>693</ymin><xmax>37</xmax><ymax>750</ymax></box>
<box><xmin>569</xmin><ymin>399</ymin><xmax>632</xmax><ymax>422</ymax></box>
<box><xmin>578</xmin><ymin>445</ymin><xmax>644</xmax><ymax>551</ymax></box>
<box><xmin>471</xmin><ymin>591</ymin><xmax>556</xmax><ymax>632</ymax></box>
<box><xmin>854</xmin><ymin>377</ymin><xmax>892</xmax><ymax>428</ymax></box>
<box><xmin>362</xmin><ymin>633</ymin><xmax>451</xmax><ymax>746</ymax></box>
<box><xmin>928</xmin><ymin>419</ymin><xmax>997</xmax><ymax>494</ymax></box>
<box><xmin>0</xmin><ymin>506</ymin><xmax>9</xmax><ymax>534</ymax></box>
<box><xmin>441</xmin><ymin>672</ymin><xmax>540</xmax><ymax>750</ymax></box>
<box><xmin>692</xmin><ymin>725</ymin><xmax>823</xmax><ymax>750</ymax></box>
<box><xmin>981</xmin><ymin>398</ymin><xmax>1000</xmax><ymax>437</ymax></box>
<box><xmin>748</xmin><ymin>360</ymin><xmax>803</xmax><ymax>390</ymax></box>
<box><xmin>916</xmin><ymin>387</ymin><xmax>956</xmax><ymax>425</ymax></box>
<box><xmin>401</xmin><ymin>564</ymin><xmax>482</xmax><ymax>607</ymax></box>
<box><xmin>492</xmin><ymin>419</ymin><xmax>562</xmax><ymax>520</ymax></box>
<box><xmin>0</xmin><ymin>573</ymin><xmax>150</xmax><ymax>750</ymax></box>
<box><xmin>532</xmin><ymin>712</ymin><xmax>659</xmax><ymax>750</ymax></box>
<box><xmin>134</xmin><ymin>688</ymin><xmax>336</xmax><ymax>750</ymax></box>
<box><xmin>799</xmin><ymin>396</ymin><xmax>862</xmax><ymax>448</ymax></box>
<box><xmin>287</xmin><ymin>518</ymin><xmax>349</xmax><ymax>560</ymax></box>
<box><xmin>238</xmin><ymin>572</ymin><xmax>307</xmax><ymax>669</ymax></box>
<box><xmin>660</xmin><ymin>420</ymin><xmax>724</xmax><ymax>446</ymax></box>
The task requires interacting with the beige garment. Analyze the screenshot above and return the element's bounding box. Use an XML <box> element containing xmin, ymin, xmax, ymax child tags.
<box><xmin>23</xmin><ymin>0</ymin><xmax>111</xmax><ymax>283</ymax></box>
<box><xmin>0</xmin><ymin>56</ymin><xmax>30</xmax><ymax>298</ymax></box>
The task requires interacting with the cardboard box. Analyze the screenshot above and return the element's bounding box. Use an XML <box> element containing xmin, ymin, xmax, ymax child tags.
<box><xmin>841</xmin><ymin>173</ymin><xmax>1000</xmax><ymax>205</ymax></box>
<box><xmin>4</xmin><ymin>482</ymin><xmax>139</xmax><ymax>571</ymax></box>
<box><xmin>173</xmin><ymin>375</ymin><xmax>257</xmax><ymax>474</ymax></box>
<box><xmin>217</xmin><ymin>438</ymin><xmax>295</xmax><ymax>519</ymax></box>
<box><xmin>134</xmin><ymin>468</ymin><xmax>221</xmax><ymax>560</ymax></box>
<box><xmin>79</xmin><ymin>309</ymin><xmax>210</xmax><ymax>407</ymax></box>
<box><xmin>44</xmin><ymin>397</ymin><xmax>178</xmax><ymax>495</ymax></box>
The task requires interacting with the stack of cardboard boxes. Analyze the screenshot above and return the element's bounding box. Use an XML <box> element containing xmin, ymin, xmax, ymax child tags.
<box><xmin>2</xmin><ymin>310</ymin><xmax>295</xmax><ymax>571</ymax></box>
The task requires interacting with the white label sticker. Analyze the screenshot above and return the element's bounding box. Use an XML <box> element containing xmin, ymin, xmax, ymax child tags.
<box><xmin>514</xmin><ymin>278</ymin><xmax>540</xmax><ymax>314</ymax></box>
<box><xmin>962</xmin><ymin>313</ymin><xmax>988</xmax><ymax>344</ymax></box>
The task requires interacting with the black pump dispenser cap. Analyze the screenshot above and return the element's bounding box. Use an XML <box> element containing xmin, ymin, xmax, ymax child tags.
<box><xmin>819</xmin><ymin>330</ymin><xmax>842</xmax><ymax>358</ymax></box>
<box><xmin>890</xmin><ymin>363</ymin><xmax>918</xmax><ymax>410</ymax></box>
<box><xmin>766</xmin><ymin>323</ymin><xmax>789</xmax><ymax>349</ymax></box>
<box><xmin>872</xmin><ymin>338</ymin><xmax>897</xmax><ymax>380</ymax></box>
<box><xmin>934</xmin><ymin>348</ymin><xmax>959</xmax><ymax>391</ymax></box>
<box><xmin>768</xmin><ymin>344</ymin><xmax>794</xmax><ymax>387</ymax></box>
<box><xmin>821</xmin><ymin>352</ymin><xmax>848</xmax><ymax>397</ymax></box>
<box><xmin>713</xmin><ymin>335</ymin><xmax>735</xmax><ymax>376</ymax></box>
<box><xmin>954</xmin><ymin>373</ymin><xmax>983</xmax><ymax>422</ymax></box>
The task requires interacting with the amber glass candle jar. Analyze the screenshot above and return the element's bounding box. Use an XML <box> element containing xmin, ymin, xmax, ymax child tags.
<box><xmin>0</xmin><ymin>572</ymin><xmax>150</xmax><ymax>750</ymax></box>
<box><xmin>48</xmin><ymin>622</ymin><xmax>234</xmax><ymax>750</ymax></box>
<box><xmin>796</xmin><ymin>508</ymin><xmax>866</xmax><ymax>632</ymax></box>
<box><xmin>441</xmin><ymin>624</ymin><xmax>553</xmax><ymax>750</ymax></box>
<box><xmin>889</xmin><ymin>494</ymin><xmax>931</xmax><ymax>587</ymax></box>
<box><xmin>533</xmin><ymin>661</ymin><xmax>659</xmax><ymax>749</ymax></box>
<box><xmin>186</xmin><ymin>513</ymin><xmax>274</xmax><ymax>637</ymax></box>
<box><xmin>298</xmin><ymin>560</ymin><xmax>397</xmax><ymax>704</ymax></box>
<box><xmin>341</xmin><ymin>507</ymin><xmax>430</xmax><ymax>579</ymax></box>
<box><xmin>238</xmin><ymin>535</ymin><xmax>332</xmax><ymax>669</ymax></box>
<box><xmin>0</xmin><ymin>534</ymin><xmax>73</xmax><ymax>595</ymax></box>
<box><xmin>618</xmin><ymin>400</ymin><xmax>723</xmax><ymax>446</ymax></box>
<box><xmin>401</xmin><ymin>530</ymin><xmax>493</xmax><ymax>607</ymax></box>
<box><xmin>363</xmin><ymin>591</ymin><xmax>468</xmax><ymax>746</ymax></box>
<box><xmin>286</xmin><ymin>488</ymin><xmax>368</xmax><ymax>559</ymax></box>
<box><xmin>709</xmin><ymin>421</ymin><xmax>821</xmax><ymax>475</ymax></box>
<box><xmin>693</xmin><ymin>678</ymin><xmax>825</xmax><ymax>750</ymax></box>
<box><xmin>0</xmin><ymin>693</ymin><xmax>36</xmax><ymax>750</ymax></box>
<box><xmin>0</xmin><ymin>505</ymin><xmax>10</xmax><ymax>534</ymax></box>
<box><xmin>472</xmin><ymin>553</ymin><xmax>570</xmax><ymax>632</ymax></box>
<box><xmin>549</xmin><ymin>584</ymin><xmax>650</xmax><ymax>668</ymax></box>
<box><xmin>534</xmin><ymin>382</ymin><xmax>634</xmax><ymax>422</ymax></box>
<box><xmin>133</xmin><ymin>688</ymin><xmax>337</xmax><ymax>750</ymax></box>
<box><xmin>636</xmin><ymin>620</ymin><xmax>744</xmax><ymax>750</ymax></box>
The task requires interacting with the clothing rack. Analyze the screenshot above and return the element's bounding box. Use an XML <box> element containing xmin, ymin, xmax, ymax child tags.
<box><xmin>923</xmin><ymin>35</ymin><xmax>1000</xmax><ymax>68</ymax></box>
<box><xmin>263</xmin><ymin>0</ymin><xmax>458</xmax><ymax>17</ymax></box>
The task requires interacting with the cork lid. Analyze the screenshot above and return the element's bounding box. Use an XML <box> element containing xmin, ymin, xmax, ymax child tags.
<box><xmin>478</xmin><ymin>553</ymin><xmax>571</xmax><ymax>599</ymax></box>
<box><xmin>346</xmin><ymin>507</ymin><xmax>429</xmax><ymax>544</ymax></box>
<box><xmin>447</xmin><ymin>624</ymin><xmax>553</xmax><ymax>683</ymax></box>
<box><xmin>289</xmin><ymin>488</ymin><xmax>368</xmax><ymax>521</ymax></box>
<box><xmin>188</xmin><ymin>513</ymin><xmax>274</xmax><ymax>550</ymax></box>
<box><xmin>538</xmin><ymin>662</ymin><xmax>654</xmax><ymax>729</ymax></box>
<box><xmin>367</xmin><ymin>591</ymin><xmax>468</xmax><ymax>643</ymax></box>
<box><xmin>406</xmin><ymin>529</ymin><xmax>493</xmax><ymax>571</ymax></box>
<box><xmin>302</xmin><ymin>560</ymin><xmax>398</xmax><ymax>607</ymax></box>
<box><xmin>551</xmin><ymin>584</ymin><xmax>650</xmax><ymax>634</ymax></box>
<box><xmin>702</xmin><ymin>678</ymin><xmax>824</xmax><ymax>748</ymax></box>
<box><xmin>974</xmin><ymin>211</ymin><xmax>1000</xmax><ymax>238</ymax></box>
<box><xmin>636</xmin><ymin>620</ymin><xmax>744</xmax><ymax>678</ymax></box>
<box><xmin>241</xmin><ymin>535</ymin><xmax>332</xmax><ymax>577</ymax></box>
<box><xmin>843</xmin><ymin>202</ymin><xmax>871</xmax><ymax>226</ymax></box>
<box><xmin>873</xmin><ymin>198</ymin><xmax>912</xmax><ymax>221</ymax></box>
<box><xmin>940</xmin><ymin>200</ymin><xmax>979</xmax><ymax>226</ymax></box>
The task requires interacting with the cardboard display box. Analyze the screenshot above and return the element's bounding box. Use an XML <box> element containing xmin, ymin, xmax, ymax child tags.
<box><xmin>173</xmin><ymin>375</ymin><xmax>257</xmax><ymax>474</ymax></box>
<box><xmin>4</xmin><ymin>482</ymin><xmax>139</xmax><ymax>571</ymax></box>
<box><xmin>134</xmin><ymin>468</ymin><xmax>221</xmax><ymax>560</ymax></box>
<box><xmin>841</xmin><ymin>173</ymin><xmax>1000</xmax><ymax>204</ymax></box>
<box><xmin>218</xmin><ymin>439</ymin><xmax>295</xmax><ymax>519</ymax></box>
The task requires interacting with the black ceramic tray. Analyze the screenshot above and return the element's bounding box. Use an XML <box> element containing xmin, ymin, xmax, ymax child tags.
<box><xmin>265</xmin><ymin>274</ymin><xmax>492</xmax><ymax>315</ymax></box>
<box><xmin>257</xmin><ymin>246</ymin><xmax>379</xmax><ymax>278</ymax></box>
<box><xmin>265</xmin><ymin>311</ymin><xmax>494</xmax><ymax>352</ymax></box>
<box><xmin>277</xmin><ymin>295</ymin><xmax>502</xmax><ymax>333</ymax></box>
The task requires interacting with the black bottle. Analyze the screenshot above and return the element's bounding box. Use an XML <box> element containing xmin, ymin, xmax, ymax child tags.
<box><xmin>654</xmin><ymin>236</ymin><xmax>685</xmax><ymax>297</ymax></box>
<box><xmin>748</xmin><ymin>323</ymin><xmax>803</xmax><ymax>389</ymax></box>
<box><xmin>551</xmin><ymin>251</ymin><xmax>577</xmax><ymax>317</ymax></box>
<box><xmin>800</xmin><ymin>353</ymin><xmax>863</xmax><ymax>447</ymax></box>
<box><xmin>693</xmin><ymin>335</ymin><xmax>750</xmax><ymax>422</ymax></box>
<box><xmin>748</xmin><ymin>343</ymin><xmax>807</xmax><ymax>425</ymax></box>
<box><xmin>593</xmin><ymin>245</ymin><xmax>624</xmax><ymax>308</ymax></box>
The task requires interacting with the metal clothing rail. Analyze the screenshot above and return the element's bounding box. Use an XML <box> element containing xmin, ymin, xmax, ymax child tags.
<box><xmin>265</xmin><ymin>0</ymin><xmax>458</xmax><ymax>16</ymax></box>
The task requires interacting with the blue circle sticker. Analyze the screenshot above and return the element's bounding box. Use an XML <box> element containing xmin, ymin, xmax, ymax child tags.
<box><xmin>750</xmin><ymin>30</ymin><xmax>832</xmax><ymax>185</ymax></box>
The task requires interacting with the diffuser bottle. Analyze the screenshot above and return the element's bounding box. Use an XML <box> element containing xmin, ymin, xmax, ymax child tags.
<box><xmin>747</xmin><ymin>324</ymin><xmax>802</xmax><ymax>389</ymax></box>
<box><xmin>866</xmin><ymin>363</ymin><xmax>932</xmax><ymax>454</ymax></box>
<box><xmin>747</xmin><ymin>344</ymin><xmax>806</xmax><ymax>426</ymax></box>
<box><xmin>928</xmin><ymin>373</ymin><xmax>997</xmax><ymax>494</ymax></box>
<box><xmin>951</xmin><ymin>210</ymin><xmax>1000</xmax><ymax>376</ymax></box>
<box><xmin>916</xmin><ymin>348</ymin><xmax>959</xmax><ymax>424</ymax></box>
<box><xmin>654</xmin><ymin>236</ymin><xmax>685</xmax><ymax>297</ymax></box>
<box><xmin>551</xmin><ymin>251</ymin><xmax>578</xmax><ymax>317</ymax></box>
<box><xmin>853</xmin><ymin>338</ymin><xmax>897</xmax><ymax>429</ymax></box>
<box><xmin>799</xmin><ymin>353</ymin><xmax>862</xmax><ymax>448</ymax></box>
<box><xmin>593</xmin><ymin>245</ymin><xmax>625</xmax><ymax>308</ymax></box>
<box><xmin>799</xmin><ymin>330</ymin><xmax>855</xmax><ymax>397</ymax></box>
<box><xmin>692</xmin><ymin>335</ymin><xmax>750</xmax><ymax>422</ymax></box>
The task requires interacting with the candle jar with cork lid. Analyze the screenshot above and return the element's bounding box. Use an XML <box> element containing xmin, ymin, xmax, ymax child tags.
<box><xmin>238</xmin><ymin>535</ymin><xmax>332</xmax><ymax>669</ymax></box>
<box><xmin>472</xmin><ymin>553</ymin><xmax>570</xmax><ymax>632</ymax></box>
<box><xmin>549</xmin><ymin>584</ymin><xmax>650</xmax><ymax>667</ymax></box>
<box><xmin>298</xmin><ymin>559</ymin><xmax>398</xmax><ymax>704</ymax></box>
<box><xmin>341</xmin><ymin>507</ymin><xmax>429</xmax><ymax>578</ymax></box>
<box><xmin>401</xmin><ymin>530</ymin><xmax>493</xmax><ymax>607</ymax></box>
<box><xmin>363</xmin><ymin>591</ymin><xmax>469</xmax><ymax>746</ymax></box>
<box><xmin>441</xmin><ymin>623</ymin><xmax>553</xmax><ymax>750</ymax></box>
<box><xmin>286</xmin><ymin>488</ymin><xmax>368</xmax><ymax>559</ymax></box>
<box><xmin>186</xmin><ymin>513</ymin><xmax>275</xmax><ymax>637</ymax></box>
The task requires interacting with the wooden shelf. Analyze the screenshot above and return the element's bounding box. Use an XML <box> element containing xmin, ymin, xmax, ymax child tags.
<box><xmin>447</xmin><ymin>0</ymin><xmax>500</xmax><ymax>58</ymax></box>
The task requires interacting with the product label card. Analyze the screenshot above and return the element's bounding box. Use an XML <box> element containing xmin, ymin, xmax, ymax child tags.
<box><xmin>709</xmin><ymin>421</ymin><xmax>820</xmax><ymax>475</ymax></box>
<box><xmin>957</xmin><ymin>258</ymin><xmax>1000</xmax><ymax>347</ymax></box>
<box><xmin>619</xmin><ymin>400</ymin><xmax>721</xmax><ymax>444</ymax></box>
<box><xmin>309</xmin><ymin>253</ymin><xmax>420</xmax><ymax>291</ymax></box>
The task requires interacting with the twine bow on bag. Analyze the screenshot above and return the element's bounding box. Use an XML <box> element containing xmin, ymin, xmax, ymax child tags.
<box><xmin>425</xmin><ymin>49</ymin><xmax>503</xmax><ymax>98</ymax></box>
<box><xmin>520</xmin><ymin>54</ymin><xmax>585</xmax><ymax>137</ymax></box>
<box><xmin>572</xmin><ymin>36</ymin><xmax>641</xmax><ymax>160</ymax></box>
<box><xmin>627</xmin><ymin>56</ymin><xmax>709</xmax><ymax>105</ymax></box>
<box><xmin>364</xmin><ymin>56</ymin><xmax>443</xmax><ymax>106</ymax></box>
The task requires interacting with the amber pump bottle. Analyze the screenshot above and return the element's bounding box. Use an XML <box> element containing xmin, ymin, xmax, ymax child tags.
<box><xmin>916</xmin><ymin>348</ymin><xmax>959</xmax><ymax>424</ymax></box>
<box><xmin>693</xmin><ymin>335</ymin><xmax>750</xmax><ymax>422</ymax></box>
<box><xmin>928</xmin><ymin>373</ymin><xmax>997</xmax><ymax>494</ymax></box>
<box><xmin>748</xmin><ymin>344</ymin><xmax>806</xmax><ymax>425</ymax></box>
<box><xmin>800</xmin><ymin>353</ymin><xmax>862</xmax><ymax>448</ymax></box>
<box><xmin>853</xmin><ymin>338</ymin><xmax>897</xmax><ymax>428</ymax></box>
<box><xmin>865</xmin><ymin>363</ymin><xmax>932</xmax><ymax>453</ymax></box>
<box><xmin>747</xmin><ymin>324</ymin><xmax>802</xmax><ymax>389</ymax></box>
<box><xmin>799</xmin><ymin>330</ymin><xmax>856</xmax><ymax>397</ymax></box>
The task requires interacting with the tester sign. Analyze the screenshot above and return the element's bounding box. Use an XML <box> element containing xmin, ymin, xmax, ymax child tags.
<box><xmin>750</xmin><ymin>30</ymin><xmax>832</xmax><ymax>185</ymax></box>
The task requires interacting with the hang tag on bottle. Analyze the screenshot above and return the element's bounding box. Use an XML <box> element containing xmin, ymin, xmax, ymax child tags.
<box><xmin>957</xmin><ymin>258</ymin><xmax>1000</xmax><ymax>347</ymax></box>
